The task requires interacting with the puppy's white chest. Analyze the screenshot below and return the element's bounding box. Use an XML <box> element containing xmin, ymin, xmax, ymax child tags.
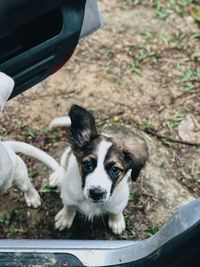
<box><xmin>77</xmin><ymin>199</ymin><xmax>106</xmax><ymax>219</ymax></box>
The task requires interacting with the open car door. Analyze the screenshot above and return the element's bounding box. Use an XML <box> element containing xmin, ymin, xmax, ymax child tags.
<box><xmin>0</xmin><ymin>0</ymin><xmax>103</xmax><ymax>98</ymax></box>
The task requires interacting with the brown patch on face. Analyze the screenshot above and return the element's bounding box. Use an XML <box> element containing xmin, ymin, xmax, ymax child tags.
<box><xmin>104</xmin><ymin>136</ymin><xmax>148</xmax><ymax>191</ymax></box>
<box><xmin>114</xmin><ymin>137</ymin><xmax>149</xmax><ymax>181</ymax></box>
<box><xmin>104</xmin><ymin>141</ymin><xmax>130</xmax><ymax>193</ymax></box>
<box><xmin>72</xmin><ymin>135</ymin><xmax>102</xmax><ymax>160</ymax></box>
<box><xmin>71</xmin><ymin>135</ymin><xmax>103</xmax><ymax>188</ymax></box>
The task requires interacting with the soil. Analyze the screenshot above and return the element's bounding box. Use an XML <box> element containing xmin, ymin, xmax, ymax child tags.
<box><xmin>0</xmin><ymin>0</ymin><xmax>199</xmax><ymax>241</ymax></box>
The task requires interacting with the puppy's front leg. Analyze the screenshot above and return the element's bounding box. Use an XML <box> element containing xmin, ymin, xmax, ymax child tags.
<box><xmin>55</xmin><ymin>205</ymin><xmax>76</xmax><ymax>231</ymax></box>
<box><xmin>108</xmin><ymin>213</ymin><xmax>125</xmax><ymax>235</ymax></box>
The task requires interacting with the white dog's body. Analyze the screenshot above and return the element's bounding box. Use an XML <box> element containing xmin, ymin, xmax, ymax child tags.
<box><xmin>49</xmin><ymin>105</ymin><xmax>148</xmax><ymax>234</ymax></box>
<box><xmin>0</xmin><ymin>72</ymin><xmax>63</xmax><ymax>208</ymax></box>
<box><xmin>0</xmin><ymin>141</ymin><xmax>62</xmax><ymax>208</ymax></box>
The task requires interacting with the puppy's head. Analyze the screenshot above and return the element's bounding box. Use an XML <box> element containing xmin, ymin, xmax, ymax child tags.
<box><xmin>68</xmin><ymin>105</ymin><xmax>148</xmax><ymax>203</ymax></box>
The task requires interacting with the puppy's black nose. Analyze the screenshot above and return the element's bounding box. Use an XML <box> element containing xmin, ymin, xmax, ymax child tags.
<box><xmin>89</xmin><ymin>187</ymin><xmax>106</xmax><ymax>201</ymax></box>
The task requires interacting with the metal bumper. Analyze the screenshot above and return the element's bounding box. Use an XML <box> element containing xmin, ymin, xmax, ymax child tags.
<box><xmin>0</xmin><ymin>198</ymin><xmax>200</xmax><ymax>266</ymax></box>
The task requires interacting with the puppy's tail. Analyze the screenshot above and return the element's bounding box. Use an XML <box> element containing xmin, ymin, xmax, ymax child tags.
<box><xmin>3</xmin><ymin>141</ymin><xmax>60</xmax><ymax>172</ymax></box>
<box><xmin>49</xmin><ymin>116</ymin><xmax>71</xmax><ymax>130</ymax></box>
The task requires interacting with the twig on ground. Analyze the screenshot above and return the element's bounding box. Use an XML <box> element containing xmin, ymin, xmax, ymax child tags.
<box><xmin>144</xmin><ymin>128</ymin><xmax>200</xmax><ymax>147</ymax></box>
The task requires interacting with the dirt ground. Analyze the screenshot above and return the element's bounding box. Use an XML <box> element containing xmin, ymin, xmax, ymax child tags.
<box><xmin>0</xmin><ymin>0</ymin><xmax>200</xmax><ymax>240</ymax></box>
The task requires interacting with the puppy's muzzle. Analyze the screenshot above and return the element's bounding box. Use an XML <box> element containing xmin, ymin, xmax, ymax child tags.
<box><xmin>88</xmin><ymin>186</ymin><xmax>107</xmax><ymax>202</ymax></box>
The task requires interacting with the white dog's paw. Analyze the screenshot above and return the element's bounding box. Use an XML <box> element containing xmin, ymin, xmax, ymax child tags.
<box><xmin>55</xmin><ymin>207</ymin><xmax>75</xmax><ymax>231</ymax></box>
<box><xmin>49</xmin><ymin>171</ymin><xmax>61</xmax><ymax>187</ymax></box>
<box><xmin>108</xmin><ymin>213</ymin><xmax>125</xmax><ymax>235</ymax></box>
<box><xmin>24</xmin><ymin>188</ymin><xmax>41</xmax><ymax>208</ymax></box>
<box><xmin>49</xmin><ymin>167</ymin><xmax>65</xmax><ymax>187</ymax></box>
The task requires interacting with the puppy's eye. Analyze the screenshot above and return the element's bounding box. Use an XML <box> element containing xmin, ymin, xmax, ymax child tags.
<box><xmin>83</xmin><ymin>160</ymin><xmax>94</xmax><ymax>172</ymax></box>
<box><xmin>111</xmin><ymin>166</ymin><xmax>121</xmax><ymax>176</ymax></box>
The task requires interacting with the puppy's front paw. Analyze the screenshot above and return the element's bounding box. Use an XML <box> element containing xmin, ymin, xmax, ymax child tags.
<box><xmin>24</xmin><ymin>188</ymin><xmax>41</xmax><ymax>208</ymax></box>
<box><xmin>55</xmin><ymin>207</ymin><xmax>75</xmax><ymax>231</ymax></box>
<box><xmin>108</xmin><ymin>213</ymin><xmax>125</xmax><ymax>235</ymax></box>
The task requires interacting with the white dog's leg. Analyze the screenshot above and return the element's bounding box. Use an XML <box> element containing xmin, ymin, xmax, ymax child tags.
<box><xmin>13</xmin><ymin>155</ymin><xmax>41</xmax><ymax>208</ymax></box>
<box><xmin>55</xmin><ymin>205</ymin><xmax>76</xmax><ymax>231</ymax></box>
<box><xmin>108</xmin><ymin>213</ymin><xmax>126</xmax><ymax>235</ymax></box>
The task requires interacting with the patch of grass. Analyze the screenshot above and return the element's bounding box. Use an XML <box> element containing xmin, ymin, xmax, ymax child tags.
<box><xmin>129</xmin><ymin>45</ymin><xmax>159</xmax><ymax>75</ymax></box>
<box><xmin>8</xmin><ymin>227</ymin><xmax>18</xmax><ymax>236</ymax></box>
<box><xmin>145</xmin><ymin>224</ymin><xmax>159</xmax><ymax>237</ymax></box>
<box><xmin>163</xmin><ymin>119</ymin><xmax>177</xmax><ymax>131</ymax></box>
<box><xmin>159</xmin><ymin>33</ymin><xmax>169</xmax><ymax>45</ymax></box>
<box><xmin>0</xmin><ymin>125</ymin><xmax>7</xmax><ymax>135</ymax></box>
<box><xmin>189</xmin><ymin>162</ymin><xmax>200</xmax><ymax>183</ymax></box>
<box><xmin>26</xmin><ymin>126</ymin><xmax>49</xmax><ymax>141</ymax></box>
<box><xmin>138</xmin><ymin>50</ymin><xmax>159</xmax><ymax>63</ymax></box>
<box><xmin>0</xmin><ymin>211</ymin><xmax>14</xmax><ymax>225</ymax></box>
<box><xmin>171</xmin><ymin>31</ymin><xmax>191</xmax><ymax>50</ymax></box>
<box><xmin>128</xmin><ymin>0</ymin><xmax>192</xmax><ymax>16</ymax></box>
<box><xmin>152</xmin><ymin>0</ymin><xmax>169</xmax><ymax>20</ymax></box>
<box><xmin>103</xmin><ymin>61</ymin><xmax>112</xmax><ymax>75</ymax></box>
<box><xmin>27</xmin><ymin>128</ymin><xmax>37</xmax><ymax>140</ymax></box>
<box><xmin>40</xmin><ymin>185</ymin><xmax>59</xmax><ymax>194</ymax></box>
<box><xmin>18</xmin><ymin>122</ymin><xmax>28</xmax><ymax>130</ymax></box>
<box><xmin>170</xmin><ymin>0</ymin><xmax>192</xmax><ymax>11</ymax></box>
<box><xmin>191</xmin><ymin>33</ymin><xmax>200</xmax><ymax>40</ymax></box>
<box><xmin>171</xmin><ymin>31</ymin><xmax>182</xmax><ymax>49</ymax></box>
<box><xmin>96</xmin><ymin>119</ymin><xmax>107</xmax><ymax>127</ymax></box>
<box><xmin>130</xmin><ymin>60</ymin><xmax>141</xmax><ymax>75</ymax></box>
<box><xmin>51</xmin><ymin>132</ymin><xmax>61</xmax><ymax>142</ymax></box>
<box><xmin>141</xmin><ymin>32</ymin><xmax>154</xmax><ymax>41</ymax></box>
<box><xmin>102</xmin><ymin>44</ymin><xmax>114</xmax><ymax>61</ymax></box>
<box><xmin>129</xmin><ymin>192</ymin><xmax>140</xmax><ymax>204</ymax></box>
<box><xmin>180</xmin><ymin>67</ymin><xmax>200</xmax><ymax>91</ymax></box>
<box><xmin>163</xmin><ymin>111</ymin><xmax>186</xmax><ymax>132</ymax></box>
<box><xmin>144</xmin><ymin>120</ymin><xmax>157</xmax><ymax>130</ymax></box>
<box><xmin>119</xmin><ymin>228</ymin><xmax>137</xmax><ymax>240</ymax></box>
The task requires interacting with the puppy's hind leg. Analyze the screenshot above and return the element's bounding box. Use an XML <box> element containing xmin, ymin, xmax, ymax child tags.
<box><xmin>13</xmin><ymin>155</ymin><xmax>41</xmax><ymax>208</ymax></box>
<box><xmin>55</xmin><ymin>205</ymin><xmax>76</xmax><ymax>231</ymax></box>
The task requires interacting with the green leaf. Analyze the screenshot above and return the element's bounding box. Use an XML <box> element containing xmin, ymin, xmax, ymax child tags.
<box><xmin>191</xmin><ymin>33</ymin><xmax>200</xmax><ymax>39</ymax></box>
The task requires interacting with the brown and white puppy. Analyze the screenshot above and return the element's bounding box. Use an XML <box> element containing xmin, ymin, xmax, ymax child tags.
<box><xmin>49</xmin><ymin>105</ymin><xmax>148</xmax><ymax>235</ymax></box>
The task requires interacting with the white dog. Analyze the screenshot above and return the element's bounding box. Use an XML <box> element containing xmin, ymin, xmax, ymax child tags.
<box><xmin>49</xmin><ymin>105</ymin><xmax>148</xmax><ymax>234</ymax></box>
<box><xmin>0</xmin><ymin>141</ymin><xmax>63</xmax><ymax>208</ymax></box>
<box><xmin>0</xmin><ymin>72</ymin><xmax>62</xmax><ymax>208</ymax></box>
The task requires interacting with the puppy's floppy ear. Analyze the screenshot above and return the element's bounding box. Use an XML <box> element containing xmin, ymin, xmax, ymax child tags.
<box><xmin>68</xmin><ymin>105</ymin><xmax>98</xmax><ymax>149</ymax></box>
<box><xmin>123</xmin><ymin>141</ymin><xmax>148</xmax><ymax>181</ymax></box>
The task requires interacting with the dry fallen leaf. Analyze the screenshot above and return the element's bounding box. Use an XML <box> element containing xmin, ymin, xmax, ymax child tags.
<box><xmin>178</xmin><ymin>115</ymin><xmax>196</xmax><ymax>142</ymax></box>
<box><xmin>190</xmin><ymin>5</ymin><xmax>200</xmax><ymax>22</ymax></box>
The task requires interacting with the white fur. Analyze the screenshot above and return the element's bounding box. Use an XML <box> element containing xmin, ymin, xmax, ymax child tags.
<box><xmin>49</xmin><ymin>116</ymin><xmax>71</xmax><ymax>130</ymax></box>
<box><xmin>0</xmin><ymin>72</ymin><xmax>15</xmax><ymax>111</ymax></box>
<box><xmin>83</xmin><ymin>140</ymin><xmax>113</xmax><ymax>202</ymax></box>
<box><xmin>0</xmin><ymin>141</ymin><xmax>62</xmax><ymax>208</ymax></box>
<box><xmin>49</xmin><ymin>116</ymin><xmax>131</xmax><ymax>234</ymax></box>
<box><xmin>0</xmin><ymin>72</ymin><xmax>63</xmax><ymax>208</ymax></box>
